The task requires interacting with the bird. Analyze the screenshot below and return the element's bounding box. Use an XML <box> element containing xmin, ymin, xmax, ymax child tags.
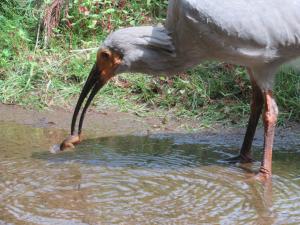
<box><xmin>57</xmin><ymin>0</ymin><xmax>300</xmax><ymax>182</ymax></box>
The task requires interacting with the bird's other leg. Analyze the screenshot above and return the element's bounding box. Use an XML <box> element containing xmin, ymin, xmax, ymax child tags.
<box><xmin>255</xmin><ymin>90</ymin><xmax>278</xmax><ymax>182</ymax></box>
<box><xmin>225</xmin><ymin>69</ymin><xmax>263</xmax><ymax>163</ymax></box>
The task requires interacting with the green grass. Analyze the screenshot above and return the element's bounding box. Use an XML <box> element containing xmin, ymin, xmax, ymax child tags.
<box><xmin>0</xmin><ymin>0</ymin><xmax>299</xmax><ymax>127</ymax></box>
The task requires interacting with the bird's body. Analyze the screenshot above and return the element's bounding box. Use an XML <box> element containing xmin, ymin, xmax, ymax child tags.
<box><xmin>168</xmin><ymin>0</ymin><xmax>300</xmax><ymax>49</ymax></box>
<box><xmin>61</xmin><ymin>0</ymin><xmax>300</xmax><ymax>182</ymax></box>
<box><xmin>104</xmin><ymin>0</ymin><xmax>300</xmax><ymax>89</ymax></box>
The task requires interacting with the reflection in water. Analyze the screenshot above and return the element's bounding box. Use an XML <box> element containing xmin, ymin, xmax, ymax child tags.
<box><xmin>0</xmin><ymin>122</ymin><xmax>299</xmax><ymax>224</ymax></box>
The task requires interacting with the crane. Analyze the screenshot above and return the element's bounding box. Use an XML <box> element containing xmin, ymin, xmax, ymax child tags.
<box><xmin>56</xmin><ymin>0</ymin><xmax>300</xmax><ymax>182</ymax></box>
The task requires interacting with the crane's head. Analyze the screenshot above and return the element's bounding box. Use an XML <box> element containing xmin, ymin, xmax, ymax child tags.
<box><xmin>69</xmin><ymin>47</ymin><xmax>123</xmax><ymax>137</ymax></box>
<box><xmin>69</xmin><ymin>26</ymin><xmax>176</xmax><ymax>141</ymax></box>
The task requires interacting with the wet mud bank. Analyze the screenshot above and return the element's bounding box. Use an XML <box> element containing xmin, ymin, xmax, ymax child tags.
<box><xmin>0</xmin><ymin>103</ymin><xmax>299</xmax><ymax>150</ymax></box>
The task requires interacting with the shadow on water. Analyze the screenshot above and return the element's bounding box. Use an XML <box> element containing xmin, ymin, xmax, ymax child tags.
<box><xmin>33</xmin><ymin>135</ymin><xmax>239</xmax><ymax>168</ymax></box>
<box><xmin>1</xmin><ymin>122</ymin><xmax>300</xmax><ymax>224</ymax></box>
<box><xmin>32</xmin><ymin>133</ymin><xmax>300</xmax><ymax>179</ymax></box>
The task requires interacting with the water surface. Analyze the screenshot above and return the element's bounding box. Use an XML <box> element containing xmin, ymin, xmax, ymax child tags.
<box><xmin>0</xmin><ymin>122</ymin><xmax>299</xmax><ymax>224</ymax></box>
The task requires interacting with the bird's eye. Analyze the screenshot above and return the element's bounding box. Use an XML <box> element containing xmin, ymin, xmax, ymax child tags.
<box><xmin>101</xmin><ymin>51</ymin><xmax>110</xmax><ymax>61</ymax></box>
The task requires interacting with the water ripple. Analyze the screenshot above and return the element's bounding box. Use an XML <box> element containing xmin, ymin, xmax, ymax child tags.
<box><xmin>0</xmin><ymin>123</ymin><xmax>300</xmax><ymax>224</ymax></box>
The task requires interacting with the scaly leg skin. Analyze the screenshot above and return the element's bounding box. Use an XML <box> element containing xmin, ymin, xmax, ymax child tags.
<box><xmin>225</xmin><ymin>69</ymin><xmax>263</xmax><ymax>164</ymax></box>
<box><xmin>255</xmin><ymin>91</ymin><xmax>278</xmax><ymax>182</ymax></box>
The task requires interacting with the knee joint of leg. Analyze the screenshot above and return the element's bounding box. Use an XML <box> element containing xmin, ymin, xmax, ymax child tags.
<box><xmin>264</xmin><ymin>105</ymin><xmax>278</xmax><ymax>125</ymax></box>
<box><xmin>264</xmin><ymin>112</ymin><xmax>277</xmax><ymax>125</ymax></box>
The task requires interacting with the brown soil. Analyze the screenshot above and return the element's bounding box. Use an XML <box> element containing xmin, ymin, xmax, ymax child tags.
<box><xmin>0</xmin><ymin>103</ymin><xmax>299</xmax><ymax>149</ymax></box>
<box><xmin>0</xmin><ymin>103</ymin><xmax>198</xmax><ymax>137</ymax></box>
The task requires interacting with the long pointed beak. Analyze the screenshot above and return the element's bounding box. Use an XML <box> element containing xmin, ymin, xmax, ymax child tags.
<box><xmin>70</xmin><ymin>63</ymin><xmax>107</xmax><ymax>136</ymax></box>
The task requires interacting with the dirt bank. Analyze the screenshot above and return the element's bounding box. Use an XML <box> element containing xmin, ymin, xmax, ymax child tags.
<box><xmin>0</xmin><ymin>103</ymin><xmax>299</xmax><ymax>149</ymax></box>
<box><xmin>0</xmin><ymin>103</ymin><xmax>197</xmax><ymax>137</ymax></box>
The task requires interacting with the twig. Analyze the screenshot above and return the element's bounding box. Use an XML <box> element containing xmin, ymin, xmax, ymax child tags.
<box><xmin>69</xmin><ymin>48</ymin><xmax>98</xmax><ymax>53</ymax></box>
<box><xmin>34</xmin><ymin>19</ymin><xmax>42</xmax><ymax>53</ymax></box>
<box><xmin>43</xmin><ymin>0</ymin><xmax>64</xmax><ymax>47</ymax></box>
<box><xmin>57</xmin><ymin>48</ymin><xmax>97</xmax><ymax>66</ymax></box>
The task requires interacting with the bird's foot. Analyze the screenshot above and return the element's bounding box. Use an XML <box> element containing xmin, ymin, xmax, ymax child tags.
<box><xmin>222</xmin><ymin>154</ymin><xmax>254</xmax><ymax>164</ymax></box>
<box><xmin>245</xmin><ymin>167</ymin><xmax>272</xmax><ymax>183</ymax></box>
<box><xmin>255</xmin><ymin>167</ymin><xmax>272</xmax><ymax>182</ymax></box>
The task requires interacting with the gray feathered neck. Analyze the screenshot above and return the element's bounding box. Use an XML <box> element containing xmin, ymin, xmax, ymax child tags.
<box><xmin>102</xmin><ymin>26</ymin><xmax>186</xmax><ymax>75</ymax></box>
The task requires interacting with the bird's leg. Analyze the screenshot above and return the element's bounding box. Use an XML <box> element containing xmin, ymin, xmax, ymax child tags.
<box><xmin>239</xmin><ymin>70</ymin><xmax>264</xmax><ymax>161</ymax></box>
<box><xmin>225</xmin><ymin>69</ymin><xmax>263</xmax><ymax>163</ymax></box>
<box><xmin>255</xmin><ymin>90</ymin><xmax>278</xmax><ymax>182</ymax></box>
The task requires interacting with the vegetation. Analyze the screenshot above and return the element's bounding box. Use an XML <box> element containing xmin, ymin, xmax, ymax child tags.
<box><xmin>0</xmin><ymin>0</ymin><xmax>299</xmax><ymax>127</ymax></box>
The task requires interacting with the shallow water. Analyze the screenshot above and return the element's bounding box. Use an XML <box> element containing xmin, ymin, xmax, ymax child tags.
<box><xmin>0</xmin><ymin>122</ymin><xmax>299</xmax><ymax>224</ymax></box>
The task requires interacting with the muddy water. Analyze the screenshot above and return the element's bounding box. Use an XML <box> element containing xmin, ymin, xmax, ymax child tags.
<box><xmin>0</xmin><ymin>122</ymin><xmax>299</xmax><ymax>224</ymax></box>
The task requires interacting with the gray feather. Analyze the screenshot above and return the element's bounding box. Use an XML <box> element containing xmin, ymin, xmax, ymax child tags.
<box><xmin>102</xmin><ymin>0</ymin><xmax>300</xmax><ymax>90</ymax></box>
